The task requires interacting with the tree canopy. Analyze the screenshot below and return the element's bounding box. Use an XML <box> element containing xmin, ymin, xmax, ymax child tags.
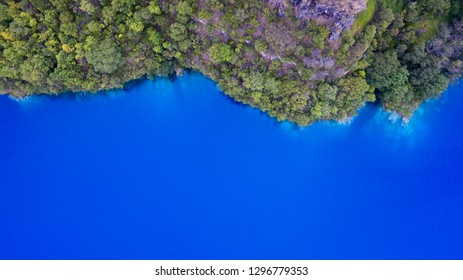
<box><xmin>0</xmin><ymin>0</ymin><xmax>461</xmax><ymax>125</ymax></box>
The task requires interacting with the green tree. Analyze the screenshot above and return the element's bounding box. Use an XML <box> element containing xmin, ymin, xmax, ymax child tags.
<box><xmin>168</xmin><ymin>23</ymin><xmax>187</xmax><ymax>41</ymax></box>
<box><xmin>420</xmin><ymin>0</ymin><xmax>451</xmax><ymax>16</ymax></box>
<box><xmin>241</xmin><ymin>71</ymin><xmax>264</xmax><ymax>92</ymax></box>
<box><xmin>86</xmin><ymin>39</ymin><xmax>125</xmax><ymax>74</ymax></box>
<box><xmin>209</xmin><ymin>43</ymin><xmax>233</xmax><ymax>63</ymax></box>
<box><xmin>367</xmin><ymin>50</ymin><xmax>409</xmax><ymax>93</ymax></box>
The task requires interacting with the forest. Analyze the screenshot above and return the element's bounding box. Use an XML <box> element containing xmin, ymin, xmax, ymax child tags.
<box><xmin>0</xmin><ymin>0</ymin><xmax>462</xmax><ymax>125</ymax></box>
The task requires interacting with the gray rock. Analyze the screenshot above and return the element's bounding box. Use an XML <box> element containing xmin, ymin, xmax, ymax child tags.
<box><xmin>267</xmin><ymin>0</ymin><xmax>367</xmax><ymax>40</ymax></box>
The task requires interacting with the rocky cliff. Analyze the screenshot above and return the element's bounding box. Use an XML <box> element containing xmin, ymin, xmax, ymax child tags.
<box><xmin>268</xmin><ymin>0</ymin><xmax>367</xmax><ymax>39</ymax></box>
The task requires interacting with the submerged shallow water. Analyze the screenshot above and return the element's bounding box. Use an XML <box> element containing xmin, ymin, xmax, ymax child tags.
<box><xmin>0</xmin><ymin>72</ymin><xmax>462</xmax><ymax>259</ymax></box>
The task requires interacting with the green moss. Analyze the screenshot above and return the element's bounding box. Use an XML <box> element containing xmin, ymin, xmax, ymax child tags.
<box><xmin>412</xmin><ymin>13</ymin><xmax>450</xmax><ymax>45</ymax></box>
<box><xmin>412</xmin><ymin>18</ymin><xmax>439</xmax><ymax>44</ymax></box>
<box><xmin>351</xmin><ymin>0</ymin><xmax>377</xmax><ymax>34</ymax></box>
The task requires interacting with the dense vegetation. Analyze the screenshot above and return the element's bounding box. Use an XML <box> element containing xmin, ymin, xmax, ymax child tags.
<box><xmin>0</xmin><ymin>0</ymin><xmax>462</xmax><ymax>125</ymax></box>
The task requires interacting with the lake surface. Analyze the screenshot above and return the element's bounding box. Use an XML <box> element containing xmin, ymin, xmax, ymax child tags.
<box><xmin>0</xmin><ymin>72</ymin><xmax>462</xmax><ymax>259</ymax></box>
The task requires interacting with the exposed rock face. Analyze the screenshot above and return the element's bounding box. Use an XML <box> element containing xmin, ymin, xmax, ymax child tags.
<box><xmin>267</xmin><ymin>0</ymin><xmax>367</xmax><ymax>40</ymax></box>
<box><xmin>267</xmin><ymin>0</ymin><xmax>290</xmax><ymax>16</ymax></box>
<box><xmin>303</xmin><ymin>56</ymin><xmax>335</xmax><ymax>69</ymax></box>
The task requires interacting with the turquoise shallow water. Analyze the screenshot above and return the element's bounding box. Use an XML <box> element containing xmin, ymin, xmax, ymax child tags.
<box><xmin>0</xmin><ymin>72</ymin><xmax>462</xmax><ymax>259</ymax></box>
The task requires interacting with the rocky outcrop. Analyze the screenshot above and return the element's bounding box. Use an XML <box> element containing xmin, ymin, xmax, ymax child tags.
<box><xmin>303</xmin><ymin>56</ymin><xmax>335</xmax><ymax>69</ymax></box>
<box><xmin>267</xmin><ymin>0</ymin><xmax>290</xmax><ymax>16</ymax></box>
<box><xmin>267</xmin><ymin>0</ymin><xmax>367</xmax><ymax>40</ymax></box>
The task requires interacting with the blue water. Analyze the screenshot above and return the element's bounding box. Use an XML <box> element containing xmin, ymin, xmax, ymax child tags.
<box><xmin>0</xmin><ymin>72</ymin><xmax>462</xmax><ymax>259</ymax></box>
